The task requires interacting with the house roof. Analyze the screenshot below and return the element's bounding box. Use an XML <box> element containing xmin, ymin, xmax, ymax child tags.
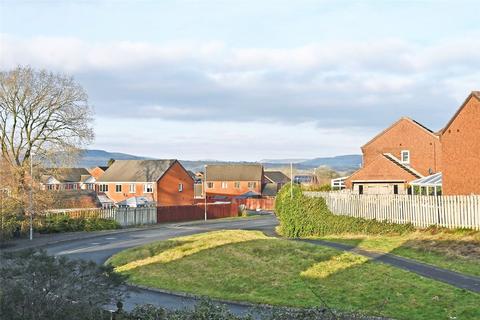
<box><xmin>383</xmin><ymin>153</ymin><xmax>423</xmax><ymax>178</ymax></box>
<box><xmin>205</xmin><ymin>164</ymin><xmax>263</xmax><ymax>181</ymax></box>
<box><xmin>362</xmin><ymin>117</ymin><xmax>438</xmax><ymax>150</ymax></box>
<box><xmin>441</xmin><ymin>91</ymin><xmax>480</xmax><ymax>134</ymax></box>
<box><xmin>264</xmin><ymin>171</ymin><xmax>290</xmax><ymax>184</ymax></box>
<box><xmin>261</xmin><ymin>183</ymin><xmax>278</xmax><ymax>197</ymax></box>
<box><xmin>97</xmin><ymin>160</ymin><xmax>177</xmax><ymax>182</ymax></box>
<box><xmin>41</xmin><ymin>168</ymin><xmax>91</xmax><ymax>183</ymax></box>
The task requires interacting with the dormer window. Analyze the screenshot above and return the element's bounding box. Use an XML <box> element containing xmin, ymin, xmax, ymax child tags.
<box><xmin>401</xmin><ymin>150</ymin><xmax>410</xmax><ymax>164</ymax></box>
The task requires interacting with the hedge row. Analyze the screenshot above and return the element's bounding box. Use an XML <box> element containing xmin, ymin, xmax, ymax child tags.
<box><xmin>36</xmin><ymin>215</ymin><xmax>121</xmax><ymax>233</ymax></box>
<box><xmin>275</xmin><ymin>184</ymin><xmax>414</xmax><ymax>238</ymax></box>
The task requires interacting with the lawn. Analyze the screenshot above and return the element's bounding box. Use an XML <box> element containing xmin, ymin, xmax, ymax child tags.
<box><xmin>107</xmin><ymin>230</ymin><xmax>480</xmax><ymax>320</ymax></box>
<box><xmin>317</xmin><ymin>228</ymin><xmax>480</xmax><ymax>277</ymax></box>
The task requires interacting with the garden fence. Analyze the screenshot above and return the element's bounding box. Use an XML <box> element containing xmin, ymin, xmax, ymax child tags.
<box><xmin>45</xmin><ymin>207</ymin><xmax>157</xmax><ymax>227</ymax></box>
<box><xmin>305</xmin><ymin>192</ymin><xmax>480</xmax><ymax>230</ymax></box>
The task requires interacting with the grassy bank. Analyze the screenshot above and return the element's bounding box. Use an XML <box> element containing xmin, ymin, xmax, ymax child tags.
<box><xmin>107</xmin><ymin>230</ymin><xmax>480</xmax><ymax>320</ymax></box>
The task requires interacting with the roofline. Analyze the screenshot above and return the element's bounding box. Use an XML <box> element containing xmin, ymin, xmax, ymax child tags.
<box><xmin>361</xmin><ymin>117</ymin><xmax>438</xmax><ymax>150</ymax></box>
<box><xmin>440</xmin><ymin>91</ymin><xmax>480</xmax><ymax>135</ymax></box>
<box><xmin>157</xmin><ymin>159</ymin><xmax>194</xmax><ymax>183</ymax></box>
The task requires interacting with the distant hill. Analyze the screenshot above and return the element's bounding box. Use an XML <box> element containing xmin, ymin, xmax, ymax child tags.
<box><xmin>74</xmin><ymin>149</ymin><xmax>362</xmax><ymax>172</ymax></box>
<box><xmin>298</xmin><ymin>155</ymin><xmax>362</xmax><ymax>171</ymax></box>
<box><xmin>75</xmin><ymin>149</ymin><xmax>152</xmax><ymax>167</ymax></box>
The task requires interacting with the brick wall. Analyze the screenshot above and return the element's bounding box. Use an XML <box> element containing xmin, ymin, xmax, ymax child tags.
<box><xmin>441</xmin><ymin>95</ymin><xmax>480</xmax><ymax>195</ymax></box>
<box><xmin>157</xmin><ymin>161</ymin><xmax>194</xmax><ymax>205</ymax></box>
<box><xmin>205</xmin><ymin>180</ymin><xmax>262</xmax><ymax>196</ymax></box>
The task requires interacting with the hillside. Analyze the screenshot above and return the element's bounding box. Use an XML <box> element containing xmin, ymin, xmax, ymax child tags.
<box><xmin>74</xmin><ymin>149</ymin><xmax>362</xmax><ymax>172</ymax></box>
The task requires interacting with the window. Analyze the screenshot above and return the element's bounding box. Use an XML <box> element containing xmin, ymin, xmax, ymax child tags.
<box><xmin>178</xmin><ymin>183</ymin><xmax>183</xmax><ymax>192</ymax></box>
<box><xmin>144</xmin><ymin>183</ymin><xmax>153</xmax><ymax>193</ymax></box>
<box><xmin>87</xmin><ymin>184</ymin><xmax>94</xmax><ymax>190</ymax></box>
<box><xmin>99</xmin><ymin>184</ymin><xmax>108</xmax><ymax>192</ymax></box>
<box><xmin>401</xmin><ymin>150</ymin><xmax>410</xmax><ymax>164</ymax></box>
<box><xmin>234</xmin><ymin>181</ymin><xmax>240</xmax><ymax>188</ymax></box>
<box><xmin>47</xmin><ymin>184</ymin><xmax>55</xmax><ymax>190</ymax></box>
<box><xmin>248</xmin><ymin>182</ymin><xmax>256</xmax><ymax>189</ymax></box>
<box><xmin>393</xmin><ymin>185</ymin><xmax>399</xmax><ymax>195</ymax></box>
<box><xmin>129</xmin><ymin>184</ymin><xmax>136</xmax><ymax>193</ymax></box>
<box><xmin>221</xmin><ymin>182</ymin><xmax>228</xmax><ymax>189</ymax></box>
<box><xmin>115</xmin><ymin>184</ymin><xmax>122</xmax><ymax>193</ymax></box>
<box><xmin>358</xmin><ymin>185</ymin><xmax>364</xmax><ymax>195</ymax></box>
<box><xmin>207</xmin><ymin>182</ymin><xmax>214</xmax><ymax>188</ymax></box>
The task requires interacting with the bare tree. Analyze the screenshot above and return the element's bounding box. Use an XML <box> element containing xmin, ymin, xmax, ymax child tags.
<box><xmin>0</xmin><ymin>66</ymin><xmax>94</xmax><ymax>211</ymax></box>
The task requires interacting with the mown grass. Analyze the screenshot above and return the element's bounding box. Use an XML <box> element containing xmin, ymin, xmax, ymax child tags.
<box><xmin>107</xmin><ymin>230</ymin><xmax>480</xmax><ymax>320</ymax></box>
<box><xmin>318</xmin><ymin>228</ymin><xmax>480</xmax><ymax>277</ymax></box>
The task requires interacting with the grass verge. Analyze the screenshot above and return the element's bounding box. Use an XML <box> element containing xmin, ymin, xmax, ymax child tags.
<box><xmin>317</xmin><ymin>228</ymin><xmax>480</xmax><ymax>277</ymax></box>
<box><xmin>107</xmin><ymin>230</ymin><xmax>480</xmax><ymax>320</ymax></box>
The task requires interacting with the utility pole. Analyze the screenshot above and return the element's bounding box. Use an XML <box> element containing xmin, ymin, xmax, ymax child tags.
<box><xmin>290</xmin><ymin>162</ymin><xmax>293</xmax><ymax>199</ymax></box>
<box><xmin>204</xmin><ymin>165</ymin><xmax>207</xmax><ymax>221</ymax></box>
<box><xmin>29</xmin><ymin>153</ymin><xmax>34</xmax><ymax>241</ymax></box>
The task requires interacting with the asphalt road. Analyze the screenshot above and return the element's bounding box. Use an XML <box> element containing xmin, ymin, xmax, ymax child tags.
<box><xmin>44</xmin><ymin>215</ymin><xmax>279</xmax><ymax>314</ymax></box>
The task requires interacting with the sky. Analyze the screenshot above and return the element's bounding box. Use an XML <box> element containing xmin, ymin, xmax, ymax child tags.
<box><xmin>1</xmin><ymin>0</ymin><xmax>479</xmax><ymax>161</ymax></box>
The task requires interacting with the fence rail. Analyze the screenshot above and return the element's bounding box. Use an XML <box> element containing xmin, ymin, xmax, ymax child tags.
<box><xmin>44</xmin><ymin>207</ymin><xmax>157</xmax><ymax>227</ymax></box>
<box><xmin>305</xmin><ymin>192</ymin><xmax>480</xmax><ymax>230</ymax></box>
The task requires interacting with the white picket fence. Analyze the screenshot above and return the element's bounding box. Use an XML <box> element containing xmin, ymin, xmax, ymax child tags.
<box><xmin>46</xmin><ymin>207</ymin><xmax>157</xmax><ymax>227</ymax></box>
<box><xmin>305</xmin><ymin>192</ymin><xmax>480</xmax><ymax>230</ymax></box>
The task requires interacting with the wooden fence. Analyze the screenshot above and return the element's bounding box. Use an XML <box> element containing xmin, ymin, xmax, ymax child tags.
<box><xmin>45</xmin><ymin>207</ymin><xmax>157</xmax><ymax>227</ymax></box>
<box><xmin>305</xmin><ymin>192</ymin><xmax>480</xmax><ymax>230</ymax></box>
<box><xmin>236</xmin><ymin>198</ymin><xmax>276</xmax><ymax>211</ymax></box>
<box><xmin>157</xmin><ymin>202</ymin><xmax>239</xmax><ymax>223</ymax></box>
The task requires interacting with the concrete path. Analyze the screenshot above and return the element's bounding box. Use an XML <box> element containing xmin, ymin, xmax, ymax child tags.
<box><xmin>297</xmin><ymin>239</ymin><xmax>480</xmax><ymax>293</ymax></box>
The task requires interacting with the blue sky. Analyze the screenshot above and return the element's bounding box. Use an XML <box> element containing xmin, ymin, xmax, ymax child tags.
<box><xmin>1</xmin><ymin>0</ymin><xmax>479</xmax><ymax>160</ymax></box>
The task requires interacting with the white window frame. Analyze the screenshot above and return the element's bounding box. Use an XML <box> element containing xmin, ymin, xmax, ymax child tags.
<box><xmin>178</xmin><ymin>183</ymin><xmax>183</xmax><ymax>192</ymax></box>
<box><xmin>129</xmin><ymin>183</ymin><xmax>136</xmax><ymax>193</ymax></box>
<box><xmin>234</xmin><ymin>181</ymin><xmax>240</xmax><ymax>189</ymax></box>
<box><xmin>207</xmin><ymin>182</ymin><xmax>214</xmax><ymax>188</ymax></box>
<box><xmin>401</xmin><ymin>150</ymin><xmax>410</xmax><ymax>164</ymax></box>
<box><xmin>144</xmin><ymin>183</ymin><xmax>153</xmax><ymax>193</ymax></box>
<box><xmin>221</xmin><ymin>181</ymin><xmax>228</xmax><ymax>189</ymax></box>
<box><xmin>99</xmin><ymin>184</ymin><xmax>108</xmax><ymax>192</ymax></box>
<box><xmin>115</xmin><ymin>184</ymin><xmax>122</xmax><ymax>193</ymax></box>
<box><xmin>248</xmin><ymin>182</ymin><xmax>256</xmax><ymax>189</ymax></box>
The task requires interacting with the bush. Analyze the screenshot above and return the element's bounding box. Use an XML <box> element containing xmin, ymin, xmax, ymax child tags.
<box><xmin>275</xmin><ymin>184</ymin><xmax>414</xmax><ymax>238</ymax></box>
<box><xmin>0</xmin><ymin>249</ymin><xmax>125</xmax><ymax>320</ymax></box>
<box><xmin>36</xmin><ymin>214</ymin><xmax>121</xmax><ymax>233</ymax></box>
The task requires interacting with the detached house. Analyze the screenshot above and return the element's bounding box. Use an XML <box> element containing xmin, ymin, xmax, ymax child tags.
<box><xmin>40</xmin><ymin>168</ymin><xmax>95</xmax><ymax>191</ymax></box>
<box><xmin>345</xmin><ymin>117</ymin><xmax>442</xmax><ymax>195</ymax></box>
<box><xmin>96</xmin><ymin>160</ymin><xmax>194</xmax><ymax>206</ymax></box>
<box><xmin>441</xmin><ymin>91</ymin><xmax>480</xmax><ymax>195</ymax></box>
<box><xmin>205</xmin><ymin>164</ymin><xmax>264</xmax><ymax>196</ymax></box>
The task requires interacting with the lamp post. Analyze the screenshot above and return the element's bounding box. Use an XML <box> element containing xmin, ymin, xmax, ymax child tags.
<box><xmin>29</xmin><ymin>153</ymin><xmax>34</xmax><ymax>241</ymax></box>
<box><xmin>204</xmin><ymin>165</ymin><xmax>207</xmax><ymax>221</ymax></box>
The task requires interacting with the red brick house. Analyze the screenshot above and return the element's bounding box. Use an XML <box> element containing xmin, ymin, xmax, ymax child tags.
<box><xmin>205</xmin><ymin>164</ymin><xmax>264</xmax><ymax>196</ymax></box>
<box><xmin>96</xmin><ymin>159</ymin><xmax>194</xmax><ymax>206</ymax></box>
<box><xmin>440</xmin><ymin>91</ymin><xmax>480</xmax><ymax>195</ymax></box>
<box><xmin>345</xmin><ymin>117</ymin><xmax>442</xmax><ymax>194</ymax></box>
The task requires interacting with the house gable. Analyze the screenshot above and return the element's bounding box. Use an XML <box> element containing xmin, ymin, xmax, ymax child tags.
<box><xmin>361</xmin><ymin>117</ymin><xmax>441</xmax><ymax>176</ymax></box>
<box><xmin>440</xmin><ymin>92</ymin><xmax>480</xmax><ymax>195</ymax></box>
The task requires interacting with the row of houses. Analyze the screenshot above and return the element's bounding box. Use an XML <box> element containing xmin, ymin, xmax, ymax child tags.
<box><xmin>343</xmin><ymin>91</ymin><xmax>480</xmax><ymax>196</ymax></box>
<box><xmin>40</xmin><ymin>161</ymin><xmax>290</xmax><ymax>208</ymax></box>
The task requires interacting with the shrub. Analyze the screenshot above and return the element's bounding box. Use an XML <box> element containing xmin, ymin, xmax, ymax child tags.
<box><xmin>36</xmin><ymin>214</ymin><xmax>120</xmax><ymax>233</ymax></box>
<box><xmin>275</xmin><ymin>184</ymin><xmax>414</xmax><ymax>238</ymax></box>
<box><xmin>0</xmin><ymin>249</ymin><xmax>125</xmax><ymax>320</ymax></box>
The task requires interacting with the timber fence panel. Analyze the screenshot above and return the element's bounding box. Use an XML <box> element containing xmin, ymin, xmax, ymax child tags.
<box><xmin>304</xmin><ymin>191</ymin><xmax>480</xmax><ymax>230</ymax></box>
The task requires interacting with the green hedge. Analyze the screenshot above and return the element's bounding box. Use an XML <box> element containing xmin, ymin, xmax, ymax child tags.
<box><xmin>275</xmin><ymin>185</ymin><xmax>414</xmax><ymax>237</ymax></box>
<box><xmin>36</xmin><ymin>215</ymin><xmax>120</xmax><ymax>233</ymax></box>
